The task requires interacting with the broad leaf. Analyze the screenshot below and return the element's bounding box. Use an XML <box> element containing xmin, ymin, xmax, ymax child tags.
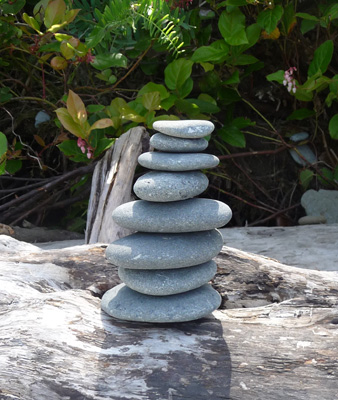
<box><xmin>266</xmin><ymin>70</ymin><xmax>285</xmax><ymax>84</ymax></box>
<box><xmin>90</xmin><ymin>119</ymin><xmax>113</xmax><ymax>132</ymax></box>
<box><xmin>218</xmin><ymin>126</ymin><xmax>246</xmax><ymax>147</ymax></box>
<box><xmin>308</xmin><ymin>40</ymin><xmax>334</xmax><ymax>77</ymax></box>
<box><xmin>287</xmin><ymin>109</ymin><xmax>316</xmax><ymax>120</ymax></box>
<box><xmin>218</xmin><ymin>9</ymin><xmax>248</xmax><ymax>46</ymax></box>
<box><xmin>44</xmin><ymin>0</ymin><xmax>66</xmax><ymax>29</ymax></box>
<box><xmin>300</xmin><ymin>169</ymin><xmax>314</xmax><ymax>190</ymax></box>
<box><xmin>138</xmin><ymin>83</ymin><xmax>169</xmax><ymax>101</ymax></box>
<box><xmin>58</xmin><ymin>140</ymin><xmax>88</xmax><ymax>162</ymax></box>
<box><xmin>0</xmin><ymin>132</ymin><xmax>7</xmax><ymax>157</ymax></box>
<box><xmin>142</xmin><ymin>92</ymin><xmax>162</xmax><ymax>111</ymax></box>
<box><xmin>192</xmin><ymin>44</ymin><xmax>229</xmax><ymax>63</ymax></box>
<box><xmin>164</xmin><ymin>59</ymin><xmax>194</xmax><ymax>90</ymax></box>
<box><xmin>257</xmin><ymin>5</ymin><xmax>284</xmax><ymax>34</ymax></box>
<box><xmin>55</xmin><ymin>108</ymin><xmax>85</xmax><ymax>138</ymax></box>
<box><xmin>329</xmin><ymin>114</ymin><xmax>338</xmax><ymax>139</ymax></box>
<box><xmin>67</xmin><ymin>90</ymin><xmax>87</xmax><ymax>125</ymax></box>
<box><xmin>22</xmin><ymin>13</ymin><xmax>41</xmax><ymax>33</ymax></box>
<box><xmin>6</xmin><ymin>159</ymin><xmax>22</xmax><ymax>174</ymax></box>
<box><xmin>91</xmin><ymin>53</ymin><xmax>128</xmax><ymax>70</ymax></box>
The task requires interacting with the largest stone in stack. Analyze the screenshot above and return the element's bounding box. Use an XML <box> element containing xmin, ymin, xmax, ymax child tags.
<box><xmin>101</xmin><ymin>120</ymin><xmax>232</xmax><ymax>323</ymax></box>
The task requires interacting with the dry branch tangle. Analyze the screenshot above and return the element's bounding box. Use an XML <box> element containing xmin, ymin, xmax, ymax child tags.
<box><xmin>0</xmin><ymin>236</ymin><xmax>337</xmax><ymax>400</ymax></box>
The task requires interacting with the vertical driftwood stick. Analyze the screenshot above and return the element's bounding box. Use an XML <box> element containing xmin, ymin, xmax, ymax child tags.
<box><xmin>85</xmin><ymin>127</ymin><xmax>149</xmax><ymax>244</ymax></box>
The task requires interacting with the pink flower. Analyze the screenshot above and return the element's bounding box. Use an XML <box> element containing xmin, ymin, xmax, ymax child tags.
<box><xmin>283</xmin><ymin>67</ymin><xmax>297</xmax><ymax>93</ymax></box>
<box><xmin>77</xmin><ymin>137</ymin><xmax>94</xmax><ymax>158</ymax></box>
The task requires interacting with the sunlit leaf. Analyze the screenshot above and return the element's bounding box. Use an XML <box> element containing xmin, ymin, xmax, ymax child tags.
<box><xmin>0</xmin><ymin>132</ymin><xmax>7</xmax><ymax>157</ymax></box>
<box><xmin>44</xmin><ymin>0</ymin><xmax>66</xmax><ymax>29</ymax></box>
<box><xmin>55</xmin><ymin>108</ymin><xmax>85</xmax><ymax>138</ymax></box>
<box><xmin>89</xmin><ymin>118</ymin><xmax>113</xmax><ymax>131</ymax></box>
<box><xmin>329</xmin><ymin>114</ymin><xmax>338</xmax><ymax>139</ymax></box>
<box><xmin>67</xmin><ymin>90</ymin><xmax>87</xmax><ymax>125</ymax></box>
<box><xmin>50</xmin><ymin>56</ymin><xmax>67</xmax><ymax>70</ymax></box>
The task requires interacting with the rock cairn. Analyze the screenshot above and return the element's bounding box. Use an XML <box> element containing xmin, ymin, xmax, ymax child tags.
<box><xmin>101</xmin><ymin>120</ymin><xmax>232</xmax><ymax>323</ymax></box>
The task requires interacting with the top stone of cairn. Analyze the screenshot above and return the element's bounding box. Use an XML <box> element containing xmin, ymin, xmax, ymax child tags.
<box><xmin>153</xmin><ymin>120</ymin><xmax>214</xmax><ymax>139</ymax></box>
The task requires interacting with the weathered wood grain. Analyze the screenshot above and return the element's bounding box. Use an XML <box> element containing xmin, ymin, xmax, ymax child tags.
<box><xmin>0</xmin><ymin>236</ymin><xmax>337</xmax><ymax>400</ymax></box>
<box><xmin>85</xmin><ymin>127</ymin><xmax>150</xmax><ymax>244</ymax></box>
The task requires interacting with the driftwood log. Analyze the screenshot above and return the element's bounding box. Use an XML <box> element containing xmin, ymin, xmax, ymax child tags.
<box><xmin>0</xmin><ymin>235</ymin><xmax>337</xmax><ymax>400</ymax></box>
<box><xmin>85</xmin><ymin>127</ymin><xmax>149</xmax><ymax>244</ymax></box>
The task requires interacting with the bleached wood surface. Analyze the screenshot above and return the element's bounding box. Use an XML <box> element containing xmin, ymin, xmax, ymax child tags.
<box><xmin>0</xmin><ymin>235</ymin><xmax>337</xmax><ymax>400</ymax></box>
<box><xmin>85</xmin><ymin>127</ymin><xmax>149</xmax><ymax>244</ymax></box>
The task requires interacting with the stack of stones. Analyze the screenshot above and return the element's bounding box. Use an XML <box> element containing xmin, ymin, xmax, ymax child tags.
<box><xmin>101</xmin><ymin>120</ymin><xmax>232</xmax><ymax>323</ymax></box>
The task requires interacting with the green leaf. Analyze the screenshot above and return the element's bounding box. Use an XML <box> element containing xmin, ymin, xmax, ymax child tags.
<box><xmin>177</xmin><ymin>77</ymin><xmax>193</xmax><ymax>99</ymax></box>
<box><xmin>329</xmin><ymin>114</ymin><xmax>338</xmax><ymax>139</ymax></box>
<box><xmin>300</xmin><ymin>169</ymin><xmax>314</xmax><ymax>190</ymax></box>
<box><xmin>231</xmin><ymin>54</ymin><xmax>258</xmax><ymax>66</ymax></box>
<box><xmin>225</xmin><ymin>0</ymin><xmax>247</xmax><ymax>5</ymax></box>
<box><xmin>164</xmin><ymin>59</ymin><xmax>194</xmax><ymax>90</ymax></box>
<box><xmin>142</xmin><ymin>92</ymin><xmax>162</xmax><ymax>111</ymax></box>
<box><xmin>160</xmin><ymin>94</ymin><xmax>177</xmax><ymax>111</ymax></box>
<box><xmin>191</xmin><ymin>44</ymin><xmax>229</xmax><ymax>63</ymax></box>
<box><xmin>266</xmin><ymin>70</ymin><xmax>285</xmax><ymax>84</ymax></box>
<box><xmin>94</xmin><ymin>138</ymin><xmax>115</xmax><ymax>157</ymax></box>
<box><xmin>308</xmin><ymin>40</ymin><xmax>333</xmax><ymax>77</ymax></box>
<box><xmin>1</xmin><ymin>0</ymin><xmax>26</xmax><ymax>14</ymax></box>
<box><xmin>0</xmin><ymin>132</ymin><xmax>7</xmax><ymax>157</ymax></box>
<box><xmin>6</xmin><ymin>159</ymin><xmax>22</xmax><ymax>174</ymax></box>
<box><xmin>295</xmin><ymin>12</ymin><xmax>319</xmax><ymax>21</ymax></box>
<box><xmin>287</xmin><ymin>109</ymin><xmax>316</xmax><ymax>120</ymax></box>
<box><xmin>334</xmin><ymin>165</ymin><xmax>338</xmax><ymax>182</ymax></box>
<box><xmin>218</xmin><ymin>126</ymin><xmax>246</xmax><ymax>147</ymax></box>
<box><xmin>329</xmin><ymin>74</ymin><xmax>338</xmax><ymax>94</ymax></box>
<box><xmin>91</xmin><ymin>53</ymin><xmax>128</xmax><ymax>70</ymax></box>
<box><xmin>218</xmin><ymin>88</ymin><xmax>241</xmax><ymax>105</ymax></box>
<box><xmin>22</xmin><ymin>13</ymin><xmax>41</xmax><ymax>33</ymax></box>
<box><xmin>44</xmin><ymin>0</ymin><xmax>66</xmax><ymax>29</ymax></box>
<box><xmin>67</xmin><ymin>90</ymin><xmax>87</xmax><ymax>125</ymax></box>
<box><xmin>218</xmin><ymin>8</ymin><xmax>248</xmax><ymax>46</ymax></box>
<box><xmin>0</xmin><ymin>87</ymin><xmax>13</xmax><ymax>103</ymax></box>
<box><xmin>174</xmin><ymin>98</ymin><xmax>200</xmax><ymax>116</ymax></box>
<box><xmin>257</xmin><ymin>5</ymin><xmax>284</xmax><ymax>34</ymax></box>
<box><xmin>90</xmin><ymin>118</ymin><xmax>113</xmax><ymax>131</ymax></box>
<box><xmin>224</xmin><ymin>70</ymin><xmax>240</xmax><ymax>84</ymax></box>
<box><xmin>185</xmin><ymin>98</ymin><xmax>220</xmax><ymax>114</ymax></box>
<box><xmin>87</xmin><ymin>105</ymin><xmax>105</xmax><ymax>113</ymax></box>
<box><xmin>55</xmin><ymin>108</ymin><xmax>86</xmax><ymax>138</ymax></box>
<box><xmin>138</xmin><ymin>83</ymin><xmax>169</xmax><ymax>101</ymax></box>
<box><xmin>58</xmin><ymin>140</ymin><xmax>88</xmax><ymax>162</ymax></box>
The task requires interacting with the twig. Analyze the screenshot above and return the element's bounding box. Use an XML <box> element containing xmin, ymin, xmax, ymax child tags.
<box><xmin>218</xmin><ymin>146</ymin><xmax>286</xmax><ymax>160</ymax></box>
<box><xmin>248</xmin><ymin>203</ymin><xmax>300</xmax><ymax>227</ymax></box>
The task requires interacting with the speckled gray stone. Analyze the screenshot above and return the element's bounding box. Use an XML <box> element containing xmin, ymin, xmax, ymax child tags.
<box><xmin>138</xmin><ymin>152</ymin><xmax>219</xmax><ymax>171</ymax></box>
<box><xmin>133</xmin><ymin>171</ymin><xmax>208</xmax><ymax>202</ymax></box>
<box><xmin>119</xmin><ymin>260</ymin><xmax>217</xmax><ymax>296</ymax></box>
<box><xmin>106</xmin><ymin>229</ymin><xmax>224</xmax><ymax>270</ymax></box>
<box><xmin>112</xmin><ymin>198</ymin><xmax>232</xmax><ymax>232</ymax></box>
<box><xmin>153</xmin><ymin>120</ymin><xmax>214</xmax><ymax>138</ymax></box>
<box><xmin>101</xmin><ymin>283</ymin><xmax>221</xmax><ymax>322</ymax></box>
<box><xmin>150</xmin><ymin>133</ymin><xmax>209</xmax><ymax>153</ymax></box>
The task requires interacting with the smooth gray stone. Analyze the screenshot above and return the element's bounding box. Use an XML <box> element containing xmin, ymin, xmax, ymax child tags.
<box><xmin>138</xmin><ymin>152</ymin><xmax>219</xmax><ymax>171</ymax></box>
<box><xmin>133</xmin><ymin>171</ymin><xmax>208</xmax><ymax>202</ymax></box>
<box><xmin>153</xmin><ymin>120</ymin><xmax>214</xmax><ymax>138</ymax></box>
<box><xmin>118</xmin><ymin>260</ymin><xmax>217</xmax><ymax>296</ymax></box>
<box><xmin>112</xmin><ymin>198</ymin><xmax>232</xmax><ymax>232</ymax></box>
<box><xmin>106</xmin><ymin>230</ymin><xmax>224</xmax><ymax>269</ymax></box>
<box><xmin>101</xmin><ymin>283</ymin><xmax>221</xmax><ymax>323</ymax></box>
<box><xmin>150</xmin><ymin>133</ymin><xmax>208</xmax><ymax>152</ymax></box>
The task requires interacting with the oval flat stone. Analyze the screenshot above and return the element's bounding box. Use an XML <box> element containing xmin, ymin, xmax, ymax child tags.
<box><xmin>101</xmin><ymin>283</ymin><xmax>221</xmax><ymax>323</ymax></box>
<box><xmin>106</xmin><ymin>229</ymin><xmax>224</xmax><ymax>270</ymax></box>
<box><xmin>138</xmin><ymin>152</ymin><xmax>219</xmax><ymax>171</ymax></box>
<box><xmin>150</xmin><ymin>133</ymin><xmax>208</xmax><ymax>153</ymax></box>
<box><xmin>133</xmin><ymin>171</ymin><xmax>208</xmax><ymax>202</ymax></box>
<box><xmin>153</xmin><ymin>120</ymin><xmax>214</xmax><ymax>138</ymax></box>
<box><xmin>119</xmin><ymin>260</ymin><xmax>217</xmax><ymax>296</ymax></box>
<box><xmin>112</xmin><ymin>198</ymin><xmax>232</xmax><ymax>232</ymax></box>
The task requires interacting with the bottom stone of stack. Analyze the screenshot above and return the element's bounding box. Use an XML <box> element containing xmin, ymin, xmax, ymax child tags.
<box><xmin>101</xmin><ymin>283</ymin><xmax>221</xmax><ymax>323</ymax></box>
<box><xmin>118</xmin><ymin>260</ymin><xmax>217</xmax><ymax>296</ymax></box>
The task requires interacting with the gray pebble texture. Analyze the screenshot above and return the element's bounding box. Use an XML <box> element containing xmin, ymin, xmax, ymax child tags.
<box><xmin>150</xmin><ymin>133</ymin><xmax>209</xmax><ymax>153</ymax></box>
<box><xmin>112</xmin><ymin>198</ymin><xmax>232</xmax><ymax>232</ymax></box>
<box><xmin>133</xmin><ymin>171</ymin><xmax>208</xmax><ymax>202</ymax></box>
<box><xmin>105</xmin><ymin>229</ymin><xmax>224</xmax><ymax>270</ymax></box>
<box><xmin>118</xmin><ymin>260</ymin><xmax>217</xmax><ymax>296</ymax></box>
<box><xmin>153</xmin><ymin>120</ymin><xmax>215</xmax><ymax>138</ymax></box>
<box><xmin>138</xmin><ymin>152</ymin><xmax>219</xmax><ymax>171</ymax></box>
<box><xmin>101</xmin><ymin>283</ymin><xmax>222</xmax><ymax>323</ymax></box>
